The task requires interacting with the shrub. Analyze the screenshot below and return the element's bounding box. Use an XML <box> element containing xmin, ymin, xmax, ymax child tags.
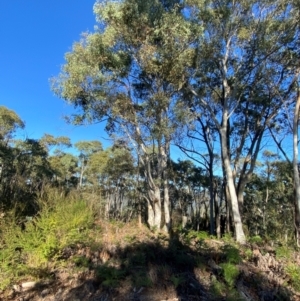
<box><xmin>210</xmin><ymin>278</ymin><xmax>226</xmax><ymax>297</ymax></box>
<box><xmin>95</xmin><ymin>265</ymin><xmax>126</xmax><ymax>287</ymax></box>
<box><xmin>221</xmin><ymin>244</ymin><xmax>241</xmax><ymax>264</ymax></box>
<box><xmin>170</xmin><ymin>274</ymin><xmax>185</xmax><ymax>288</ymax></box>
<box><xmin>220</xmin><ymin>263</ymin><xmax>239</xmax><ymax>288</ymax></box>
<box><xmin>276</xmin><ymin>246</ymin><xmax>292</xmax><ymax>261</ymax></box>
<box><xmin>285</xmin><ymin>264</ymin><xmax>300</xmax><ymax>291</ymax></box>
<box><xmin>0</xmin><ymin>196</ymin><xmax>94</xmax><ymax>290</ymax></box>
<box><xmin>249</xmin><ymin>235</ymin><xmax>263</xmax><ymax>245</ymax></box>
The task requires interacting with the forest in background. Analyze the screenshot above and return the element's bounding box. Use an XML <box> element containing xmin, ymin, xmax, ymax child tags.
<box><xmin>0</xmin><ymin>103</ymin><xmax>297</xmax><ymax>244</ymax></box>
<box><xmin>1</xmin><ymin>0</ymin><xmax>300</xmax><ymax>299</ymax></box>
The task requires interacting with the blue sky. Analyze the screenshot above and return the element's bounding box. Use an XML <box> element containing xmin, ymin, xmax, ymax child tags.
<box><xmin>0</xmin><ymin>1</ymin><xmax>292</xmax><ymax>163</ymax></box>
<box><xmin>0</xmin><ymin>0</ymin><xmax>111</xmax><ymax>148</ymax></box>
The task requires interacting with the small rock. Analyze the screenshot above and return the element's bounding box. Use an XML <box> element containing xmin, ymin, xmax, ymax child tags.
<box><xmin>41</xmin><ymin>288</ymin><xmax>50</xmax><ymax>298</ymax></box>
<box><xmin>13</xmin><ymin>284</ymin><xmax>22</xmax><ymax>292</ymax></box>
<box><xmin>208</xmin><ymin>259</ymin><xmax>222</xmax><ymax>271</ymax></box>
<box><xmin>21</xmin><ymin>281</ymin><xmax>37</xmax><ymax>290</ymax></box>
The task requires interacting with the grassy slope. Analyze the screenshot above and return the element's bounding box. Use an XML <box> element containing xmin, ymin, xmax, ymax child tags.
<box><xmin>1</xmin><ymin>214</ymin><xmax>300</xmax><ymax>301</ymax></box>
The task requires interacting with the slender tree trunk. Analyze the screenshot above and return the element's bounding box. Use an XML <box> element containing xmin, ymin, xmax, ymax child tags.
<box><xmin>163</xmin><ymin>178</ymin><xmax>171</xmax><ymax>233</ymax></box>
<box><xmin>237</xmin><ymin>182</ymin><xmax>246</xmax><ymax>217</ymax></box>
<box><xmin>293</xmin><ymin>91</ymin><xmax>300</xmax><ymax>246</ymax></box>
<box><xmin>214</xmin><ymin>180</ymin><xmax>221</xmax><ymax>239</ymax></box>
<box><xmin>209</xmin><ymin>167</ymin><xmax>215</xmax><ymax>235</ymax></box>
<box><xmin>148</xmin><ymin>203</ymin><xmax>155</xmax><ymax>228</ymax></box>
<box><xmin>138</xmin><ymin>202</ymin><xmax>142</xmax><ymax>228</ymax></box>
<box><xmin>147</xmin><ymin>186</ymin><xmax>162</xmax><ymax>230</ymax></box>
<box><xmin>78</xmin><ymin>157</ymin><xmax>85</xmax><ymax>189</ymax></box>
<box><xmin>161</xmin><ymin>142</ymin><xmax>171</xmax><ymax>233</ymax></box>
<box><xmin>220</xmin><ymin>128</ymin><xmax>246</xmax><ymax>244</ymax></box>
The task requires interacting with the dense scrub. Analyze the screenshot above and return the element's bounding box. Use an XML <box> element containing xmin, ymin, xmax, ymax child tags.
<box><xmin>1</xmin><ymin>194</ymin><xmax>300</xmax><ymax>300</ymax></box>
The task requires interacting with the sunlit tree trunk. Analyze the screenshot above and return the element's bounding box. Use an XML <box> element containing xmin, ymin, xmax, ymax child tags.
<box><xmin>147</xmin><ymin>186</ymin><xmax>162</xmax><ymax>230</ymax></box>
<box><xmin>160</xmin><ymin>141</ymin><xmax>171</xmax><ymax>233</ymax></box>
<box><xmin>220</xmin><ymin>123</ymin><xmax>246</xmax><ymax>244</ymax></box>
<box><xmin>293</xmin><ymin>90</ymin><xmax>300</xmax><ymax>246</ymax></box>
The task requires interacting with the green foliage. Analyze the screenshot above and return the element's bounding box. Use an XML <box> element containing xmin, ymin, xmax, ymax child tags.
<box><xmin>226</xmin><ymin>289</ymin><xmax>245</xmax><ymax>301</ymax></box>
<box><xmin>244</xmin><ymin>248</ymin><xmax>253</xmax><ymax>261</ymax></box>
<box><xmin>124</xmin><ymin>234</ymin><xmax>137</xmax><ymax>244</ymax></box>
<box><xmin>0</xmin><ymin>106</ymin><xmax>24</xmax><ymax>141</ymax></box>
<box><xmin>221</xmin><ymin>244</ymin><xmax>241</xmax><ymax>264</ymax></box>
<box><xmin>132</xmin><ymin>272</ymin><xmax>153</xmax><ymax>287</ymax></box>
<box><xmin>222</xmin><ymin>233</ymin><xmax>235</xmax><ymax>243</ymax></box>
<box><xmin>181</xmin><ymin>229</ymin><xmax>209</xmax><ymax>246</ymax></box>
<box><xmin>72</xmin><ymin>255</ymin><xmax>91</xmax><ymax>268</ymax></box>
<box><xmin>248</xmin><ymin>235</ymin><xmax>263</xmax><ymax>245</ymax></box>
<box><xmin>276</xmin><ymin>246</ymin><xmax>292</xmax><ymax>261</ymax></box>
<box><xmin>188</xmin><ymin>230</ymin><xmax>209</xmax><ymax>240</ymax></box>
<box><xmin>220</xmin><ymin>263</ymin><xmax>240</xmax><ymax>288</ymax></box>
<box><xmin>285</xmin><ymin>264</ymin><xmax>300</xmax><ymax>291</ymax></box>
<box><xmin>95</xmin><ymin>265</ymin><xmax>126</xmax><ymax>287</ymax></box>
<box><xmin>170</xmin><ymin>274</ymin><xmax>185</xmax><ymax>288</ymax></box>
<box><xmin>210</xmin><ymin>278</ymin><xmax>226</xmax><ymax>297</ymax></box>
<box><xmin>0</xmin><ymin>194</ymin><xmax>94</xmax><ymax>290</ymax></box>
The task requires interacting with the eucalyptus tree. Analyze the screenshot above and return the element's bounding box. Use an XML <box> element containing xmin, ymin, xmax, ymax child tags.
<box><xmin>74</xmin><ymin>140</ymin><xmax>103</xmax><ymax>188</ymax></box>
<box><xmin>267</xmin><ymin>0</ymin><xmax>300</xmax><ymax>244</ymax></box>
<box><xmin>0</xmin><ymin>106</ymin><xmax>25</xmax><ymax>185</ymax></box>
<box><xmin>183</xmin><ymin>0</ymin><xmax>296</xmax><ymax>243</ymax></box>
<box><xmin>293</xmin><ymin>87</ymin><xmax>300</xmax><ymax>245</ymax></box>
<box><xmin>48</xmin><ymin>152</ymin><xmax>78</xmax><ymax>187</ymax></box>
<box><xmin>0</xmin><ymin>106</ymin><xmax>24</xmax><ymax>144</ymax></box>
<box><xmin>52</xmin><ymin>0</ymin><xmax>202</xmax><ymax>232</ymax></box>
<box><xmin>244</xmin><ymin>159</ymin><xmax>294</xmax><ymax>240</ymax></box>
<box><xmin>289</xmin><ymin>0</ymin><xmax>300</xmax><ymax>246</ymax></box>
<box><xmin>0</xmin><ymin>107</ymin><xmax>25</xmax><ymax>209</ymax></box>
<box><xmin>40</xmin><ymin>134</ymin><xmax>72</xmax><ymax>153</ymax></box>
<box><xmin>0</xmin><ymin>137</ymin><xmax>53</xmax><ymax>215</ymax></box>
<box><xmin>176</xmin><ymin>114</ymin><xmax>220</xmax><ymax>235</ymax></box>
<box><xmin>170</xmin><ymin>159</ymin><xmax>216</xmax><ymax>230</ymax></box>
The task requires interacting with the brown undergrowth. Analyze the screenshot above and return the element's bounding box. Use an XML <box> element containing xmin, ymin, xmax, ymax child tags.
<box><xmin>1</xmin><ymin>219</ymin><xmax>300</xmax><ymax>301</ymax></box>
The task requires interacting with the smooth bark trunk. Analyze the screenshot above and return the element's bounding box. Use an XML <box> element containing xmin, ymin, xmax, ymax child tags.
<box><xmin>160</xmin><ymin>143</ymin><xmax>171</xmax><ymax>233</ymax></box>
<box><xmin>220</xmin><ymin>128</ymin><xmax>246</xmax><ymax>244</ymax></box>
<box><xmin>293</xmin><ymin>92</ymin><xmax>300</xmax><ymax>246</ymax></box>
<box><xmin>147</xmin><ymin>186</ymin><xmax>162</xmax><ymax>230</ymax></box>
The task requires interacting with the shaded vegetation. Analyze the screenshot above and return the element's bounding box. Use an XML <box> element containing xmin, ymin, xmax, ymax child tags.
<box><xmin>1</xmin><ymin>196</ymin><xmax>299</xmax><ymax>300</ymax></box>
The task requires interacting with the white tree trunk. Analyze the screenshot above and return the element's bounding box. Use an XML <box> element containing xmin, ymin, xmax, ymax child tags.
<box><xmin>163</xmin><ymin>178</ymin><xmax>171</xmax><ymax>233</ymax></box>
<box><xmin>160</xmin><ymin>143</ymin><xmax>171</xmax><ymax>233</ymax></box>
<box><xmin>220</xmin><ymin>128</ymin><xmax>246</xmax><ymax>244</ymax></box>
<box><xmin>147</xmin><ymin>186</ymin><xmax>162</xmax><ymax>230</ymax></box>
<box><xmin>293</xmin><ymin>92</ymin><xmax>300</xmax><ymax>246</ymax></box>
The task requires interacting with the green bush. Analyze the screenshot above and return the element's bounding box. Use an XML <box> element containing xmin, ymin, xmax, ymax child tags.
<box><xmin>221</xmin><ymin>244</ymin><xmax>241</xmax><ymax>264</ymax></box>
<box><xmin>96</xmin><ymin>265</ymin><xmax>126</xmax><ymax>287</ymax></box>
<box><xmin>220</xmin><ymin>263</ymin><xmax>239</xmax><ymax>288</ymax></box>
<box><xmin>132</xmin><ymin>272</ymin><xmax>153</xmax><ymax>287</ymax></box>
<box><xmin>170</xmin><ymin>274</ymin><xmax>185</xmax><ymax>288</ymax></box>
<box><xmin>210</xmin><ymin>278</ymin><xmax>226</xmax><ymax>297</ymax></box>
<box><xmin>73</xmin><ymin>255</ymin><xmax>91</xmax><ymax>268</ymax></box>
<box><xmin>276</xmin><ymin>246</ymin><xmax>292</xmax><ymax>261</ymax></box>
<box><xmin>0</xmin><ymin>196</ymin><xmax>94</xmax><ymax>290</ymax></box>
<box><xmin>285</xmin><ymin>264</ymin><xmax>300</xmax><ymax>291</ymax></box>
<box><xmin>249</xmin><ymin>235</ymin><xmax>263</xmax><ymax>245</ymax></box>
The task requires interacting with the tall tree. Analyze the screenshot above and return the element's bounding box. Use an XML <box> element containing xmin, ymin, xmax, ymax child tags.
<box><xmin>52</xmin><ymin>0</ymin><xmax>202</xmax><ymax>232</ymax></box>
<box><xmin>293</xmin><ymin>87</ymin><xmax>300</xmax><ymax>245</ymax></box>
<box><xmin>0</xmin><ymin>106</ymin><xmax>24</xmax><ymax>144</ymax></box>
<box><xmin>184</xmin><ymin>0</ymin><xmax>295</xmax><ymax>243</ymax></box>
<box><xmin>40</xmin><ymin>134</ymin><xmax>72</xmax><ymax>153</ymax></box>
<box><xmin>290</xmin><ymin>0</ymin><xmax>300</xmax><ymax>246</ymax></box>
<box><xmin>75</xmin><ymin>140</ymin><xmax>103</xmax><ymax>188</ymax></box>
